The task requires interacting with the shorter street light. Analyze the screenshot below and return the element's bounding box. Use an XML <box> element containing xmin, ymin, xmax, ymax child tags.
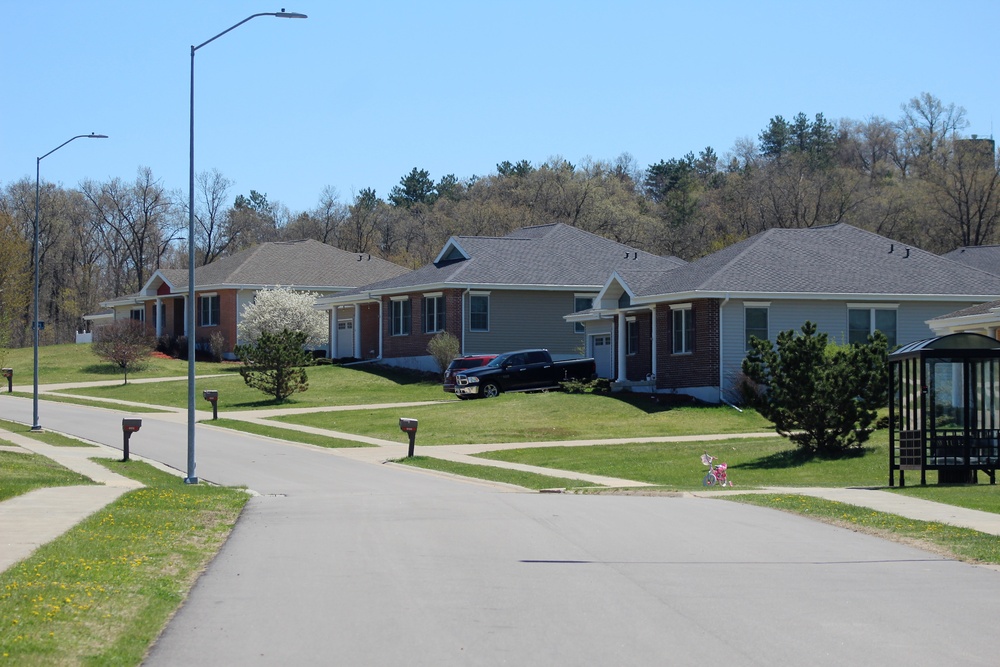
<box><xmin>33</xmin><ymin>133</ymin><xmax>108</xmax><ymax>431</ymax></box>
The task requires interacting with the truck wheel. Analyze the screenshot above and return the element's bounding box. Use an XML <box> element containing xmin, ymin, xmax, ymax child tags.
<box><xmin>481</xmin><ymin>382</ymin><xmax>501</xmax><ymax>398</ymax></box>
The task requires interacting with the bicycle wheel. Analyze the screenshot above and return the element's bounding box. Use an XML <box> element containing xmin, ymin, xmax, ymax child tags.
<box><xmin>702</xmin><ymin>472</ymin><xmax>717</xmax><ymax>486</ymax></box>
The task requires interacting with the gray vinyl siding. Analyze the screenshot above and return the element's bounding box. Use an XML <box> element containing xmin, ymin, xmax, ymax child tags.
<box><xmin>463</xmin><ymin>289</ymin><xmax>586</xmax><ymax>357</ymax></box>
<box><xmin>720</xmin><ymin>298</ymin><xmax>992</xmax><ymax>399</ymax></box>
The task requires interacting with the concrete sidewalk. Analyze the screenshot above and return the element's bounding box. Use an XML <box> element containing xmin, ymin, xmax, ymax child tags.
<box><xmin>0</xmin><ymin>430</ymin><xmax>143</xmax><ymax>573</ymax></box>
<box><xmin>6</xmin><ymin>388</ymin><xmax>1000</xmax><ymax>577</ymax></box>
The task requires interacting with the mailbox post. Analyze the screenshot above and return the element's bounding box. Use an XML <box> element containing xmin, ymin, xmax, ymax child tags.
<box><xmin>203</xmin><ymin>390</ymin><xmax>219</xmax><ymax>420</ymax></box>
<box><xmin>1</xmin><ymin>368</ymin><xmax>11</xmax><ymax>393</ymax></box>
<box><xmin>399</xmin><ymin>417</ymin><xmax>418</xmax><ymax>457</ymax></box>
<box><xmin>121</xmin><ymin>418</ymin><xmax>141</xmax><ymax>462</ymax></box>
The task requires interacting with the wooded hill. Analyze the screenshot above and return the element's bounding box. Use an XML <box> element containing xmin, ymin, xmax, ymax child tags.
<box><xmin>2</xmin><ymin>92</ymin><xmax>997</xmax><ymax>348</ymax></box>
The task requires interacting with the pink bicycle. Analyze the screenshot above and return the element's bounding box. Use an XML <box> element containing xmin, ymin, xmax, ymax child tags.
<box><xmin>701</xmin><ymin>452</ymin><xmax>733</xmax><ymax>487</ymax></box>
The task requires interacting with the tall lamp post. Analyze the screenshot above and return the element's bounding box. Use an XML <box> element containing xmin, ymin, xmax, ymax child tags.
<box><xmin>33</xmin><ymin>133</ymin><xmax>108</xmax><ymax>431</ymax></box>
<box><xmin>186</xmin><ymin>10</ymin><xmax>307</xmax><ymax>484</ymax></box>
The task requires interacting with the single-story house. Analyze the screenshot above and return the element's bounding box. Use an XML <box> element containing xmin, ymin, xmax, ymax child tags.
<box><xmin>315</xmin><ymin>223</ymin><xmax>686</xmax><ymax>372</ymax></box>
<box><xmin>99</xmin><ymin>239</ymin><xmax>410</xmax><ymax>358</ymax></box>
<box><xmin>569</xmin><ymin>223</ymin><xmax>1000</xmax><ymax>403</ymax></box>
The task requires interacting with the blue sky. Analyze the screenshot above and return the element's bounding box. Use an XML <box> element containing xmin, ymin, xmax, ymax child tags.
<box><xmin>4</xmin><ymin>0</ymin><xmax>999</xmax><ymax>215</ymax></box>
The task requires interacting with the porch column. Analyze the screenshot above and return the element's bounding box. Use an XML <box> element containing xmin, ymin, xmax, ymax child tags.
<box><xmin>155</xmin><ymin>297</ymin><xmax>163</xmax><ymax>338</ymax></box>
<box><xmin>354</xmin><ymin>303</ymin><xmax>362</xmax><ymax>358</ymax></box>
<box><xmin>650</xmin><ymin>305</ymin><xmax>657</xmax><ymax>380</ymax></box>
<box><xmin>616</xmin><ymin>311</ymin><xmax>627</xmax><ymax>382</ymax></box>
<box><xmin>328</xmin><ymin>308</ymin><xmax>337</xmax><ymax>359</ymax></box>
<box><xmin>182</xmin><ymin>295</ymin><xmax>189</xmax><ymax>336</ymax></box>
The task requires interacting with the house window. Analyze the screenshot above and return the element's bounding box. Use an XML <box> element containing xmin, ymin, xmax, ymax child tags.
<box><xmin>423</xmin><ymin>294</ymin><xmax>446</xmax><ymax>333</ymax></box>
<box><xmin>130</xmin><ymin>307</ymin><xmax>144</xmax><ymax>322</ymax></box>
<box><xmin>574</xmin><ymin>295</ymin><xmax>594</xmax><ymax>334</ymax></box>
<box><xmin>848</xmin><ymin>305</ymin><xmax>897</xmax><ymax>347</ymax></box>
<box><xmin>470</xmin><ymin>293</ymin><xmax>489</xmax><ymax>332</ymax></box>
<box><xmin>626</xmin><ymin>318</ymin><xmax>639</xmax><ymax>355</ymax></box>
<box><xmin>198</xmin><ymin>295</ymin><xmax>220</xmax><ymax>327</ymax></box>
<box><xmin>390</xmin><ymin>298</ymin><xmax>411</xmax><ymax>336</ymax></box>
<box><xmin>744</xmin><ymin>305</ymin><xmax>769</xmax><ymax>351</ymax></box>
<box><xmin>672</xmin><ymin>304</ymin><xmax>693</xmax><ymax>354</ymax></box>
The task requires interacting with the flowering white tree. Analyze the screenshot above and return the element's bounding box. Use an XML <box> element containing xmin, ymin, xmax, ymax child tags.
<box><xmin>237</xmin><ymin>286</ymin><xmax>328</xmax><ymax>347</ymax></box>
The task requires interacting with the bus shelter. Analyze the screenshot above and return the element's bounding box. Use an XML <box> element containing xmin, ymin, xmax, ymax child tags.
<box><xmin>889</xmin><ymin>332</ymin><xmax>1000</xmax><ymax>487</ymax></box>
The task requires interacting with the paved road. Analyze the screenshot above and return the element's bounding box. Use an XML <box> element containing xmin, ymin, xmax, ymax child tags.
<box><xmin>6</xmin><ymin>397</ymin><xmax>1000</xmax><ymax>665</ymax></box>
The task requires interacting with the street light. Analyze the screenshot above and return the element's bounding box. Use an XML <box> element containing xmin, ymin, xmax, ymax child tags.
<box><xmin>186</xmin><ymin>10</ymin><xmax>307</xmax><ymax>484</ymax></box>
<box><xmin>33</xmin><ymin>133</ymin><xmax>108</xmax><ymax>431</ymax></box>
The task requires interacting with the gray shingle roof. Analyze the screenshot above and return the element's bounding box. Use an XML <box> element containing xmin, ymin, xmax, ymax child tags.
<box><xmin>929</xmin><ymin>299</ymin><xmax>1000</xmax><ymax>320</ymax></box>
<box><xmin>942</xmin><ymin>245</ymin><xmax>1000</xmax><ymax>276</ymax></box>
<box><xmin>158</xmin><ymin>240</ymin><xmax>409</xmax><ymax>292</ymax></box>
<box><xmin>335</xmin><ymin>223</ymin><xmax>685</xmax><ymax>296</ymax></box>
<box><xmin>621</xmin><ymin>224</ymin><xmax>1000</xmax><ymax>299</ymax></box>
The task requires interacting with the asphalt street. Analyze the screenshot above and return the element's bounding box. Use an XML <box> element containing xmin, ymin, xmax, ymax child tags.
<box><xmin>5</xmin><ymin>397</ymin><xmax>1000</xmax><ymax>666</ymax></box>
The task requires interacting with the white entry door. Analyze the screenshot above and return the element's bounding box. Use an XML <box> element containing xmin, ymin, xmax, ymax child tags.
<box><xmin>591</xmin><ymin>334</ymin><xmax>613</xmax><ymax>378</ymax></box>
<box><xmin>337</xmin><ymin>320</ymin><xmax>354</xmax><ymax>358</ymax></box>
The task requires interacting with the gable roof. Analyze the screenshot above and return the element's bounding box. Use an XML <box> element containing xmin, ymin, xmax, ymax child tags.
<box><xmin>611</xmin><ymin>223</ymin><xmax>1000</xmax><ymax>303</ymax></box>
<box><xmin>143</xmin><ymin>239</ymin><xmax>409</xmax><ymax>295</ymax></box>
<box><xmin>942</xmin><ymin>245</ymin><xmax>1000</xmax><ymax>276</ymax></box>
<box><xmin>323</xmin><ymin>224</ymin><xmax>686</xmax><ymax>301</ymax></box>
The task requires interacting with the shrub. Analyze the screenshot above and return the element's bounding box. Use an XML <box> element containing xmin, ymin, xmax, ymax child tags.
<box><xmin>426</xmin><ymin>331</ymin><xmax>461</xmax><ymax>375</ymax></box>
<box><xmin>234</xmin><ymin>329</ymin><xmax>313</xmax><ymax>401</ymax></box>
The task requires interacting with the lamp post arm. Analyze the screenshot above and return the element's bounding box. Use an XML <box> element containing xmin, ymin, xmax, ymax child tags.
<box><xmin>193</xmin><ymin>12</ymin><xmax>287</xmax><ymax>53</ymax></box>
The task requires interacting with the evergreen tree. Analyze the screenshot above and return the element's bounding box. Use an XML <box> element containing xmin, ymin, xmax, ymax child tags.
<box><xmin>742</xmin><ymin>322</ymin><xmax>888</xmax><ymax>457</ymax></box>
<box><xmin>235</xmin><ymin>329</ymin><xmax>312</xmax><ymax>401</ymax></box>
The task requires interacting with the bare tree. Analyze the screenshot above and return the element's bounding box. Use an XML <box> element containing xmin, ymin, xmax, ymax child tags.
<box><xmin>194</xmin><ymin>169</ymin><xmax>233</xmax><ymax>265</ymax></box>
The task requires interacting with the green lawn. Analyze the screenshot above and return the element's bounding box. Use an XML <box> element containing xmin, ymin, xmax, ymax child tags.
<box><xmin>0</xmin><ymin>460</ymin><xmax>247</xmax><ymax>666</ymax></box>
<box><xmin>59</xmin><ymin>362</ymin><xmax>443</xmax><ymax>411</ymax></box>
<box><xmin>473</xmin><ymin>432</ymin><xmax>889</xmax><ymax>489</ymax></box>
<box><xmin>0</xmin><ymin>449</ymin><xmax>95</xmax><ymax>502</ymax></box>
<box><xmin>271</xmin><ymin>391</ymin><xmax>773</xmax><ymax>444</ymax></box>
<box><xmin>2</xmin><ymin>342</ymin><xmax>234</xmax><ymax>385</ymax></box>
<box><xmin>0</xmin><ymin>419</ymin><xmax>97</xmax><ymax>448</ymax></box>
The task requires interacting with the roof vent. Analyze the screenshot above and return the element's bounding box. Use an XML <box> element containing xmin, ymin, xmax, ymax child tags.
<box><xmin>888</xmin><ymin>244</ymin><xmax>894</xmax><ymax>254</ymax></box>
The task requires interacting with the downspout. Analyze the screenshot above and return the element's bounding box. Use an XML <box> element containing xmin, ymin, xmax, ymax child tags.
<box><xmin>376</xmin><ymin>295</ymin><xmax>383</xmax><ymax>360</ymax></box>
<box><xmin>462</xmin><ymin>288</ymin><xmax>470</xmax><ymax>355</ymax></box>
<box><xmin>718</xmin><ymin>293</ymin><xmax>742</xmax><ymax>411</ymax></box>
<box><xmin>650</xmin><ymin>305</ymin><xmax>657</xmax><ymax>382</ymax></box>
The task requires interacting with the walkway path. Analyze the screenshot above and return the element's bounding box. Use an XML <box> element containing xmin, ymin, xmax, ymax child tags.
<box><xmin>5</xmin><ymin>379</ymin><xmax>1000</xmax><ymax>577</ymax></box>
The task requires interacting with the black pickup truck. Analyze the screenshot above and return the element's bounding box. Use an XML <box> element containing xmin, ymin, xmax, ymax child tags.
<box><xmin>453</xmin><ymin>349</ymin><xmax>596</xmax><ymax>399</ymax></box>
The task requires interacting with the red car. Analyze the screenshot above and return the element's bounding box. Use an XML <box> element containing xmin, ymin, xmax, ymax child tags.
<box><xmin>443</xmin><ymin>354</ymin><xmax>497</xmax><ymax>393</ymax></box>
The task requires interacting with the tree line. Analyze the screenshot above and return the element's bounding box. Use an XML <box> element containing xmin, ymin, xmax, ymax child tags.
<box><xmin>2</xmin><ymin>92</ymin><xmax>998</xmax><ymax>349</ymax></box>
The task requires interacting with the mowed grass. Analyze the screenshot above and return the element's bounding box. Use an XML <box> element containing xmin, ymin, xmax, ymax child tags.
<box><xmin>0</xmin><ymin>419</ymin><xmax>97</xmax><ymax>448</ymax></box>
<box><xmin>0</xmin><ymin>460</ymin><xmax>248</xmax><ymax>666</ymax></box>
<box><xmin>59</xmin><ymin>363</ymin><xmax>443</xmax><ymax>411</ymax></box>
<box><xmin>2</xmin><ymin>342</ymin><xmax>233</xmax><ymax>384</ymax></box>
<box><xmin>0</xmin><ymin>449</ymin><xmax>95</xmax><ymax>502</ymax></box>
<box><xmin>271</xmin><ymin>392</ymin><xmax>773</xmax><ymax>445</ymax></box>
<box><xmin>473</xmin><ymin>432</ymin><xmax>889</xmax><ymax>489</ymax></box>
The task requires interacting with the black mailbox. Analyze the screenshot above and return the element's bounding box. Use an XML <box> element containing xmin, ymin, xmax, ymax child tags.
<box><xmin>121</xmin><ymin>418</ymin><xmax>141</xmax><ymax>462</ymax></box>
<box><xmin>399</xmin><ymin>417</ymin><xmax>418</xmax><ymax>457</ymax></box>
<box><xmin>203</xmin><ymin>390</ymin><xmax>219</xmax><ymax>420</ymax></box>
<box><xmin>1</xmin><ymin>368</ymin><xmax>11</xmax><ymax>393</ymax></box>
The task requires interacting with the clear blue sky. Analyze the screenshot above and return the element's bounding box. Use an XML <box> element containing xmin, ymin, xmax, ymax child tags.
<box><xmin>4</xmin><ymin>0</ymin><xmax>999</xmax><ymax>215</ymax></box>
